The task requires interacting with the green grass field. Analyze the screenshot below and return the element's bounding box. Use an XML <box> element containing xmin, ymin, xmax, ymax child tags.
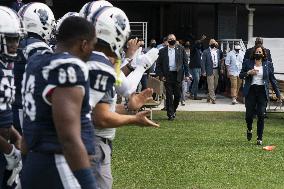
<box><xmin>112</xmin><ymin>111</ymin><xmax>284</xmax><ymax>189</ymax></box>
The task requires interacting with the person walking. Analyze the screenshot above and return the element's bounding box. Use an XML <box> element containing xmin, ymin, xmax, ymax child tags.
<box><xmin>239</xmin><ymin>45</ymin><xmax>282</xmax><ymax>145</ymax></box>
<box><xmin>156</xmin><ymin>34</ymin><xmax>190</xmax><ymax>120</ymax></box>
<box><xmin>225</xmin><ymin>42</ymin><xmax>245</xmax><ymax>104</ymax></box>
<box><xmin>201</xmin><ymin>39</ymin><xmax>222</xmax><ymax>104</ymax></box>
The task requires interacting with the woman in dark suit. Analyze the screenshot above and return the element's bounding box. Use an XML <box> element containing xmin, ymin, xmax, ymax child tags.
<box><xmin>239</xmin><ymin>45</ymin><xmax>282</xmax><ymax>145</ymax></box>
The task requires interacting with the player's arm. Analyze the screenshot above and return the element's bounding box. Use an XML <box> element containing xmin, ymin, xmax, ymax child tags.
<box><xmin>93</xmin><ymin>102</ymin><xmax>159</xmax><ymax>128</ymax></box>
<box><xmin>52</xmin><ymin>86</ymin><xmax>90</xmax><ymax>170</ymax></box>
<box><xmin>9</xmin><ymin>126</ymin><xmax>21</xmax><ymax>149</ymax></box>
<box><xmin>0</xmin><ymin>136</ymin><xmax>12</xmax><ymax>154</ymax></box>
<box><xmin>52</xmin><ymin>86</ymin><xmax>95</xmax><ymax>189</ymax></box>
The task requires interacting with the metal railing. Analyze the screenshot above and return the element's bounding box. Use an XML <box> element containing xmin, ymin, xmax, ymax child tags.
<box><xmin>129</xmin><ymin>22</ymin><xmax>148</xmax><ymax>48</ymax></box>
<box><xmin>218</xmin><ymin>39</ymin><xmax>247</xmax><ymax>56</ymax></box>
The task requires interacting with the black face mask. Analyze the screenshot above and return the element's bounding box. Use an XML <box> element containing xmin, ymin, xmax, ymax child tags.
<box><xmin>184</xmin><ymin>45</ymin><xmax>190</xmax><ymax>49</ymax></box>
<box><xmin>196</xmin><ymin>43</ymin><xmax>202</xmax><ymax>49</ymax></box>
<box><xmin>254</xmin><ymin>54</ymin><xmax>263</xmax><ymax>60</ymax></box>
<box><xmin>235</xmin><ymin>49</ymin><xmax>240</xmax><ymax>53</ymax></box>
<box><xmin>168</xmin><ymin>40</ymin><xmax>176</xmax><ymax>46</ymax></box>
<box><xmin>150</xmin><ymin>43</ymin><xmax>156</xmax><ymax>48</ymax></box>
<box><xmin>210</xmin><ymin>44</ymin><xmax>216</xmax><ymax>48</ymax></box>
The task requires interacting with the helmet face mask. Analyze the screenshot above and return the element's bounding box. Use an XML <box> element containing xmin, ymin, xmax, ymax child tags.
<box><xmin>19</xmin><ymin>2</ymin><xmax>55</xmax><ymax>42</ymax></box>
<box><xmin>0</xmin><ymin>6</ymin><xmax>25</xmax><ymax>60</ymax></box>
<box><xmin>88</xmin><ymin>6</ymin><xmax>131</xmax><ymax>59</ymax></box>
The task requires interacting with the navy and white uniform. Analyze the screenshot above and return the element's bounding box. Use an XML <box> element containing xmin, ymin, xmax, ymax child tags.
<box><xmin>88</xmin><ymin>51</ymin><xmax>116</xmax><ymax>189</ymax></box>
<box><xmin>0</xmin><ymin>58</ymin><xmax>15</xmax><ymax>188</ymax></box>
<box><xmin>13</xmin><ymin>34</ymin><xmax>52</xmax><ymax>133</ymax></box>
<box><xmin>21</xmin><ymin>52</ymin><xmax>95</xmax><ymax>189</ymax></box>
<box><xmin>88</xmin><ymin>51</ymin><xmax>116</xmax><ymax>108</ymax></box>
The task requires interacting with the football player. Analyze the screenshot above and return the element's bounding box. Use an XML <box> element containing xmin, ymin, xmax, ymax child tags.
<box><xmin>0</xmin><ymin>6</ymin><xmax>24</xmax><ymax>188</ymax></box>
<box><xmin>86</xmin><ymin>6</ymin><xmax>159</xmax><ymax>188</ymax></box>
<box><xmin>13</xmin><ymin>2</ymin><xmax>56</xmax><ymax>134</ymax></box>
<box><xmin>20</xmin><ymin>16</ymin><xmax>97</xmax><ymax>189</ymax></box>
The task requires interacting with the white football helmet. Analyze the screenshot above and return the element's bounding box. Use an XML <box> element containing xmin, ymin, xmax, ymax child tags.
<box><xmin>87</xmin><ymin>7</ymin><xmax>131</xmax><ymax>58</ymax></box>
<box><xmin>56</xmin><ymin>12</ymin><xmax>80</xmax><ymax>32</ymax></box>
<box><xmin>0</xmin><ymin>6</ymin><xmax>25</xmax><ymax>58</ymax></box>
<box><xmin>18</xmin><ymin>2</ymin><xmax>55</xmax><ymax>42</ymax></box>
<box><xmin>79</xmin><ymin>0</ymin><xmax>113</xmax><ymax>18</ymax></box>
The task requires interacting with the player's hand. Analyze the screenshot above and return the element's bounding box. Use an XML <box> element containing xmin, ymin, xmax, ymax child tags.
<box><xmin>4</xmin><ymin>144</ymin><xmax>21</xmax><ymax>171</ymax></box>
<box><xmin>7</xmin><ymin>160</ymin><xmax>22</xmax><ymax>186</ymax></box>
<box><xmin>135</xmin><ymin>110</ymin><xmax>159</xmax><ymax>128</ymax></box>
<box><xmin>127</xmin><ymin>88</ymin><xmax>154</xmax><ymax>110</ymax></box>
<box><xmin>125</xmin><ymin>38</ymin><xmax>140</xmax><ymax>59</ymax></box>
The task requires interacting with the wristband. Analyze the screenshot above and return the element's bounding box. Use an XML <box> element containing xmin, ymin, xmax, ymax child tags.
<box><xmin>124</xmin><ymin>103</ymin><xmax>137</xmax><ymax>114</ymax></box>
<box><xmin>73</xmin><ymin>168</ymin><xmax>96</xmax><ymax>189</ymax></box>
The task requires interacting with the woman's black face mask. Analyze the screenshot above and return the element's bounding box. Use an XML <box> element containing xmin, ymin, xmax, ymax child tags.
<box><xmin>254</xmin><ymin>53</ymin><xmax>263</xmax><ymax>60</ymax></box>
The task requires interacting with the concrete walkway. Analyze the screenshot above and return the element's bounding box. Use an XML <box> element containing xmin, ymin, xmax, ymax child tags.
<box><xmin>154</xmin><ymin>94</ymin><xmax>246</xmax><ymax>112</ymax></box>
<box><xmin>153</xmin><ymin>93</ymin><xmax>283</xmax><ymax>112</ymax></box>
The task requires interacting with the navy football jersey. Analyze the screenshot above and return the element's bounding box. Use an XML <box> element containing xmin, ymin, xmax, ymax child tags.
<box><xmin>22</xmin><ymin>52</ymin><xmax>95</xmax><ymax>154</ymax></box>
<box><xmin>13</xmin><ymin>35</ymin><xmax>52</xmax><ymax>109</ymax></box>
<box><xmin>88</xmin><ymin>51</ymin><xmax>116</xmax><ymax>108</ymax></box>
<box><xmin>0</xmin><ymin>59</ymin><xmax>15</xmax><ymax>128</ymax></box>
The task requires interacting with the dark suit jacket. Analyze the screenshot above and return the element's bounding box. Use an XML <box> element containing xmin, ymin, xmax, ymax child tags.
<box><xmin>201</xmin><ymin>48</ymin><xmax>221</xmax><ymax>76</ymax></box>
<box><xmin>156</xmin><ymin>44</ymin><xmax>189</xmax><ymax>82</ymax></box>
<box><xmin>11</xmin><ymin>2</ymin><xmax>24</xmax><ymax>12</ymax></box>
<box><xmin>244</xmin><ymin>47</ymin><xmax>272</xmax><ymax>62</ymax></box>
<box><xmin>239</xmin><ymin>59</ymin><xmax>280</xmax><ymax>100</ymax></box>
<box><xmin>189</xmin><ymin>45</ymin><xmax>202</xmax><ymax>69</ymax></box>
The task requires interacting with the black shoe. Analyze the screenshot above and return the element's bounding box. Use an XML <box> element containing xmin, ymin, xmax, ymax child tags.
<box><xmin>256</xmin><ymin>140</ymin><xmax>263</xmax><ymax>145</ymax></box>
<box><xmin>173</xmin><ymin>112</ymin><xmax>176</xmax><ymax>118</ymax></box>
<box><xmin>168</xmin><ymin>116</ymin><xmax>174</xmax><ymax>121</ymax></box>
<box><xmin>247</xmin><ymin>130</ymin><xmax>252</xmax><ymax>141</ymax></box>
<box><xmin>181</xmin><ymin>101</ymin><xmax>185</xmax><ymax>106</ymax></box>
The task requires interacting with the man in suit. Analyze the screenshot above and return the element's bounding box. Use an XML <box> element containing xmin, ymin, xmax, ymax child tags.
<box><xmin>156</xmin><ymin>34</ymin><xmax>190</xmax><ymax>120</ymax></box>
<box><xmin>201</xmin><ymin>39</ymin><xmax>222</xmax><ymax>104</ymax></box>
<box><xmin>244</xmin><ymin>37</ymin><xmax>272</xmax><ymax>62</ymax></box>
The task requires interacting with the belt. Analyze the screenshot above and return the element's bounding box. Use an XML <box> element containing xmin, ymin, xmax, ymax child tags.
<box><xmin>213</xmin><ymin>67</ymin><xmax>219</xmax><ymax>69</ymax></box>
<box><xmin>97</xmin><ymin>136</ymin><xmax>112</xmax><ymax>145</ymax></box>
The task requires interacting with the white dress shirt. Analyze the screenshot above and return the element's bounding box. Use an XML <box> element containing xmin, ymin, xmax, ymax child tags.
<box><xmin>168</xmin><ymin>47</ymin><xmax>176</xmax><ymax>71</ymax></box>
<box><xmin>210</xmin><ymin>47</ymin><xmax>218</xmax><ymax>68</ymax></box>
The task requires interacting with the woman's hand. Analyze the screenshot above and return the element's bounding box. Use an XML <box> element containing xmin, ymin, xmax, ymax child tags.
<box><xmin>247</xmin><ymin>69</ymin><xmax>258</xmax><ymax>75</ymax></box>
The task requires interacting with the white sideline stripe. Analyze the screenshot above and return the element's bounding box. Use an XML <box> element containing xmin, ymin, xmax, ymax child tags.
<box><xmin>55</xmin><ymin>154</ymin><xmax>81</xmax><ymax>189</ymax></box>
